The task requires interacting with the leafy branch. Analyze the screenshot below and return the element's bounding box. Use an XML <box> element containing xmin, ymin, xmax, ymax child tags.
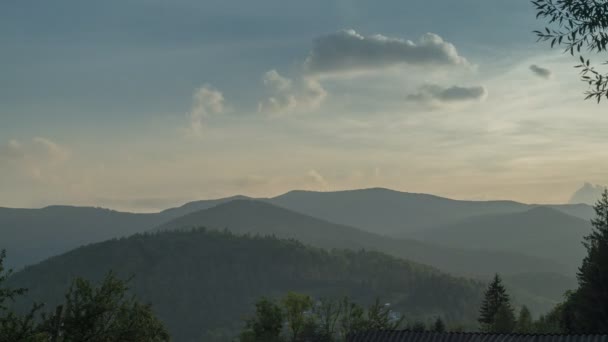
<box><xmin>533</xmin><ymin>0</ymin><xmax>608</xmax><ymax>102</ymax></box>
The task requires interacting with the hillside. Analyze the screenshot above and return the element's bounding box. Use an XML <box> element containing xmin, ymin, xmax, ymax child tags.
<box><xmin>0</xmin><ymin>206</ymin><xmax>164</xmax><ymax>270</ymax></box>
<box><xmin>412</xmin><ymin>206</ymin><xmax>592</xmax><ymax>274</ymax></box>
<box><xmin>155</xmin><ymin>200</ymin><xmax>567</xmax><ymax>278</ymax></box>
<box><xmin>8</xmin><ymin>229</ymin><xmax>484</xmax><ymax>342</ymax></box>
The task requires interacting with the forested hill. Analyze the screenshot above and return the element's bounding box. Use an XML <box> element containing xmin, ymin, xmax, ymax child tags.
<box><xmin>155</xmin><ymin>199</ymin><xmax>567</xmax><ymax>277</ymax></box>
<box><xmin>8</xmin><ymin>229</ymin><xmax>483</xmax><ymax>342</ymax></box>
<box><xmin>412</xmin><ymin>206</ymin><xmax>592</xmax><ymax>274</ymax></box>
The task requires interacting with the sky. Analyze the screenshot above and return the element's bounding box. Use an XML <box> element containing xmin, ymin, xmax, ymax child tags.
<box><xmin>1</xmin><ymin>0</ymin><xmax>607</xmax><ymax>211</ymax></box>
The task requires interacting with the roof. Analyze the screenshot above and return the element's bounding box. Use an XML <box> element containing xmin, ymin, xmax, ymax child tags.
<box><xmin>347</xmin><ymin>331</ymin><xmax>608</xmax><ymax>342</ymax></box>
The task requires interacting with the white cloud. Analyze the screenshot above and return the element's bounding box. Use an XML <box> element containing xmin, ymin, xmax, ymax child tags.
<box><xmin>307</xmin><ymin>169</ymin><xmax>328</xmax><ymax>188</ymax></box>
<box><xmin>0</xmin><ymin>138</ymin><xmax>70</xmax><ymax>181</ymax></box>
<box><xmin>304</xmin><ymin>29</ymin><xmax>470</xmax><ymax>76</ymax></box>
<box><xmin>189</xmin><ymin>85</ymin><xmax>224</xmax><ymax>136</ymax></box>
<box><xmin>407</xmin><ymin>84</ymin><xmax>487</xmax><ymax>104</ymax></box>
<box><xmin>530</xmin><ymin>64</ymin><xmax>553</xmax><ymax>79</ymax></box>
<box><xmin>258</xmin><ymin>70</ymin><xmax>327</xmax><ymax>115</ymax></box>
<box><xmin>33</xmin><ymin>137</ymin><xmax>71</xmax><ymax>164</ymax></box>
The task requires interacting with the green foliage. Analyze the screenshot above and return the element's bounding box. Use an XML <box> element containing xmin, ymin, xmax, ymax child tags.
<box><xmin>44</xmin><ymin>272</ymin><xmax>169</xmax><ymax>342</ymax></box>
<box><xmin>282</xmin><ymin>293</ymin><xmax>313</xmax><ymax>342</ymax></box>
<box><xmin>0</xmin><ymin>249</ymin><xmax>45</xmax><ymax>342</ymax></box>
<box><xmin>8</xmin><ymin>229</ymin><xmax>483</xmax><ymax>341</ymax></box>
<box><xmin>491</xmin><ymin>305</ymin><xmax>516</xmax><ymax>333</ymax></box>
<box><xmin>533</xmin><ymin>300</ymin><xmax>568</xmax><ymax>334</ymax></box>
<box><xmin>241</xmin><ymin>294</ymin><xmax>404</xmax><ymax>342</ymax></box>
<box><xmin>240</xmin><ymin>298</ymin><xmax>284</xmax><ymax>342</ymax></box>
<box><xmin>0</xmin><ymin>250</ymin><xmax>168</xmax><ymax>342</ymax></box>
<box><xmin>533</xmin><ymin>0</ymin><xmax>608</xmax><ymax>102</ymax></box>
<box><xmin>478</xmin><ymin>274</ymin><xmax>514</xmax><ymax>332</ymax></box>
<box><xmin>515</xmin><ymin>306</ymin><xmax>533</xmax><ymax>333</ymax></box>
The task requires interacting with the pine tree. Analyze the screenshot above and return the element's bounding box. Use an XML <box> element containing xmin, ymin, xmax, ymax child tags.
<box><xmin>432</xmin><ymin>317</ymin><xmax>446</xmax><ymax>333</ymax></box>
<box><xmin>491</xmin><ymin>304</ymin><xmax>516</xmax><ymax>333</ymax></box>
<box><xmin>478</xmin><ymin>274</ymin><xmax>512</xmax><ymax>332</ymax></box>
<box><xmin>515</xmin><ymin>306</ymin><xmax>533</xmax><ymax>333</ymax></box>
<box><xmin>566</xmin><ymin>189</ymin><xmax>608</xmax><ymax>333</ymax></box>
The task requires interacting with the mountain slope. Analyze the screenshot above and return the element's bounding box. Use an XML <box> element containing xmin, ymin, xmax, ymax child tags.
<box><xmin>155</xmin><ymin>200</ymin><xmax>568</xmax><ymax>277</ymax></box>
<box><xmin>158</xmin><ymin>195</ymin><xmax>251</xmax><ymax>219</ymax></box>
<box><xmin>0</xmin><ymin>206</ymin><xmax>164</xmax><ymax>270</ymax></box>
<box><xmin>267</xmin><ymin>188</ymin><xmax>594</xmax><ymax>236</ymax></box>
<box><xmin>8</xmin><ymin>229</ymin><xmax>484</xmax><ymax>342</ymax></box>
<box><xmin>0</xmin><ymin>196</ymin><xmax>255</xmax><ymax>270</ymax></box>
<box><xmin>412</xmin><ymin>206</ymin><xmax>592</xmax><ymax>273</ymax></box>
<box><xmin>267</xmin><ymin>188</ymin><xmax>532</xmax><ymax>236</ymax></box>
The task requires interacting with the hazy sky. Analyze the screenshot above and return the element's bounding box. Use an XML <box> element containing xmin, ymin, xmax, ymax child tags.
<box><xmin>2</xmin><ymin>0</ymin><xmax>607</xmax><ymax>211</ymax></box>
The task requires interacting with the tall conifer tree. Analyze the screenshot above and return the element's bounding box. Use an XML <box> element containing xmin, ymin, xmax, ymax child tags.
<box><xmin>478</xmin><ymin>274</ymin><xmax>513</xmax><ymax>332</ymax></box>
<box><xmin>567</xmin><ymin>190</ymin><xmax>608</xmax><ymax>333</ymax></box>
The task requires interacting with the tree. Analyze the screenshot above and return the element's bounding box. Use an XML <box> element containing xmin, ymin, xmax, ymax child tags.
<box><xmin>491</xmin><ymin>304</ymin><xmax>516</xmax><ymax>333</ymax></box>
<box><xmin>41</xmin><ymin>272</ymin><xmax>169</xmax><ymax>342</ymax></box>
<box><xmin>409</xmin><ymin>321</ymin><xmax>427</xmax><ymax>332</ymax></box>
<box><xmin>240</xmin><ymin>297</ymin><xmax>284</xmax><ymax>342</ymax></box>
<box><xmin>337</xmin><ymin>297</ymin><xmax>365</xmax><ymax>339</ymax></box>
<box><xmin>311</xmin><ymin>298</ymin><xmax>342</xmax><ymax>341</ymax></box>
<box><xmin>0</xmin><ymin>249</ymin><xmax>45</xmax><ymax>342</ymax></box>
<box><xmin>364</xmin><ymin>300</ymin><xmax>403</xmax><ymax>332</ymax></box>
<box><xmin>282</xmin><ymin>292</ymin><xmax>313</xmax><ymax>342</ymax></box>
<box><xmin>432</xmin><ymin>317</ymin><xmax>446</xmax><ymax>333</ymax></box>
<box><xmin>562</xmin><ymin>189</ymin><xmax>608</xmax><ymax>333</ymax></box>
<box><xmin>515</xmin><ymin>306</ymin><xmax>533</xmax><ymax>333</ymax></box>
<box><xmin>533</xmin><ymin>0</ymin><xmax>608</xmax><ymax>102</ymax></box>
<box><xmin>478</xmin><ymin>274</ymin><xmax>513</xmax><ymax>332</ymax></box>
<box><xmin>242</xmin><ymin>294</ymin><xmax>407</xmax><ymax>342</ymax></box>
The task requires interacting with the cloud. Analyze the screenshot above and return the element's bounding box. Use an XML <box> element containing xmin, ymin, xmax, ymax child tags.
<box><xmin>304</xmin><ymin>29</ymin><xmax>470</xmax><ymax>76</ymax></box>
<box><xmin>307</xmin><ymin>169</ymin><xmax>328</xmax><ymax>188</ymax></box>
<box><xmin>0</xmin><ymin>140</ymin><xmax>25</xmax><ymax>162</ymax></box>
<box><xmin>0</xmin><ymin>138</ymin><xmax>70</xmax><ymax>181</ymax></box>
<box><xmin>529</xmin><ymin>64</ymin><xmax>552</xmax><ymax>79</ymax></box>
<box><xmin>189</xmin><ymin>85</ymin><xmax>224</xmax><ymax>136</ymax></box>
<box><xmin>258</xmin><ymin>70</ymin><xmax>327</xmax><ymax>114</ymax></box>
<box><xmin>33</xmin><ymin>137</ymin><xmax>70</xmax><ymax>164</ymax></box>
<box><xmin>569</xmin><ymin>182</ymin><xmax>605</xmax><ymax>205</ymax></box>
<box><xmin>407</xmin><ymin>84</ymin><xmax>487</xmax><ymax>104</ymax></box>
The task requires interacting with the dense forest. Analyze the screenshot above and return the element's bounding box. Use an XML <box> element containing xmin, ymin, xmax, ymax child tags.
<box><xmin>7</xmin><ymin>229</ymin><xmax>483</xmax><ymax>341</ymax></box>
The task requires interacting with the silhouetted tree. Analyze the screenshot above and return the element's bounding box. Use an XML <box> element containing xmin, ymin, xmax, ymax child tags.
<box><xmin>533</xmin><ymin>0</ymin><xmax>608</xmax><ymax>102</ymax></box>
<box><xmin>41</xmin><ymin>272</ymin><xmax>169</xmax><ymax>342</ymax></box>
<box><xmin>432</xmin><ymin>317</ymin><xmax>446</xmax><ymax>333</ymax></box>
<box><xmin>479</xmin><ymin>274</ymin><xmax>513</xmax><ymax>332</ymax></box>
<box><xmin>562</xmin><ymin>190</ymin><xmax>608</xmax><ymax>332</ymax></box>
<box><xmin>409</xmin><ymin>321</ymin><xmax>427</xmax><ymax>332</ymax></box>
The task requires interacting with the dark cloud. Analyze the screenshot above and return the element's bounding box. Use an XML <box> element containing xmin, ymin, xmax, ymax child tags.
<box><xmin>530</xmin><ymin>64</ymin><xmax>552</xmax><ymax>79</ymax></box>
<box><xmin>304</xmin><ymin>29</ymin><xmax>469</xmax><ymax>76</ymax></box>
<box><xmin>407</xmin><ymin>85</ymin><xmax>487</xmax><ymax>103</ymax></box>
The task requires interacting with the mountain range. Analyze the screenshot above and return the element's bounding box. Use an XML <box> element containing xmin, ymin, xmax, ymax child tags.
<box><xmin>1</xmin><ymin>187</ymin><xmax>593</xmax><ymax>324</ymax></box>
